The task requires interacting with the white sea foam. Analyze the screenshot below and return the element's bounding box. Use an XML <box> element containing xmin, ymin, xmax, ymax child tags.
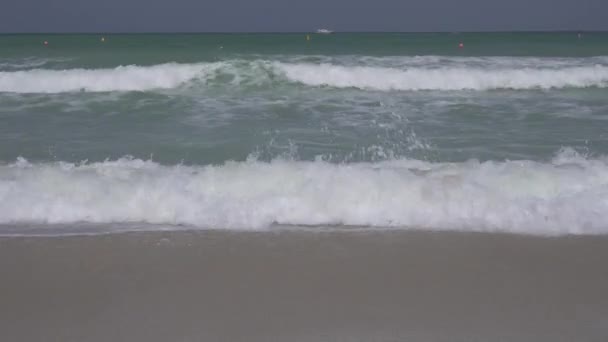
<box><xmin>0</xmin><ymin>57</ymin><xmax>73</xmax><ymax>71</ymax></box>
<box><xmin>1</xmin><ymin>149</ymin><xmax>608</xmax><ymax>235</ymax></box>
<box><xmin>2</xmin><ymin>57</ymin><xmax>608</xmax><ymax>93</ymax></box>
<box><xmin>0</xmin><ymin>63</ymin><xmax>216</xmax><ymax>93</ymax></box>
<box><xmin>275</xmin><ymin>62</ymin><xmax>608</xmax><ymax>91</ymax></box>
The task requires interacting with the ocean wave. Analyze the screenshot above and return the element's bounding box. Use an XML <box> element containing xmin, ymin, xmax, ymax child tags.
<box><xmin>0</xmin><ymin>63</ymin><xmax>216</xmax><ymax>93</ymax></box>
<box><xmin>2</xmin><ymin>57</ymin><xmax>608</xmax><ymax>93</ymax></box>
<box><xmin>2</xmin><ymin>149</ymin><xmax>608</xmax><ymax>235</ymax></box>
<box><xmin>0</xmin><ymin>57</ymin><xmax>73</xmax><ymax>71</ymax></box>
<box><xmin>275</xmin><ymin>62</ymin><xmax>608</xmax><ymax>91</ymax></box>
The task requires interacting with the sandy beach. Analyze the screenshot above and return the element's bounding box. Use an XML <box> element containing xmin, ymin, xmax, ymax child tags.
<box><xmin>1</xmin><ymin>230</ymin><xmax>607</xmax><ymax>342</ymax></box>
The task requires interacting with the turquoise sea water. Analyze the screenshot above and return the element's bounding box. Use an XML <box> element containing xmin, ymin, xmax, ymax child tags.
<box><xmin>1</xmin><ymin>32</ymin><xmax>608</xmax><ymax>235</ymax></box>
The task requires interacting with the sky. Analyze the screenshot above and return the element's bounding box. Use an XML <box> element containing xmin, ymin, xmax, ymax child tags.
<box><xmin>1</xmin><ymin>0</ymin><xmax>606</xmax><ymax>32</ymax></box>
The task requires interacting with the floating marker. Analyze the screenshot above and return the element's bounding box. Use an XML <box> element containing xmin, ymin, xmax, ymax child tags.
<box><xmin>101</xmin><ymin>37</ymin><xmax>105</xmax><ymax>42</ymax></box>
<box><xmin>43</xmin><ymin>41</ymin><xmax>48</xmax><ymax>46</ymax></box>
<box><xmin>306</xmin><ymin>35</ymin><xmax>311</xmax><ymax>41</ymax></box>
<box><xmin>459</xmin><ymin>42</ymin><xmax>464</xmax><ymax>48</ymax></box>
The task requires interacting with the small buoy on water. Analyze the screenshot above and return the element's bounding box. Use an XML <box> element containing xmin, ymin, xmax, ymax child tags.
<box><xmin>306</xmin><ymin>35</ymin><xmax>311</xmax><ymax>41</ymax></box>
<box><xmin>43</xmin><ymin>41</ymin><xmax>48</xmax><ymax>46</ymax></box>
<box><xmin>458</xmin><ymin>42</ymin><xmax>464</xmax><ymax>48</ymax></box>
<box><xmin>101</xmin><ymin>37</ymin><xmax>105</xmax><ymax>42</ymax></box>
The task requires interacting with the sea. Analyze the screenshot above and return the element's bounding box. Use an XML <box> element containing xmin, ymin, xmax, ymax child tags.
<box><xmin>1</xmin><ymin>32</ymin><xmax>608</xmax><ymax>236</ymax></box>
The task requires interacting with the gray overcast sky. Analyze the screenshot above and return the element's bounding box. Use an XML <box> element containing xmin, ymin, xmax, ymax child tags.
<box><xmin>1</xmin><ymin>0</ymin><xmax>606</xmax><ymax>32</ymax></box>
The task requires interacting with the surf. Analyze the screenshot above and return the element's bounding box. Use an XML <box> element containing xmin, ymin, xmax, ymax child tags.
<box><xmin>1</xmin><ymin>148</ymin><xmax>607</xmax><ymax>235</ymax></box>
<box><xmin>275</xmin><ymin>62</ymin><xmax>608</xmax><ymax>91</ymax></box>
<box><xmin>0</xmin><ymin>62</ymin><xmax>216</xmax><ymax>93</ymax></box>
<box><xmin>2</xmin><ymin>56</ymin><xmax>608</xmax><ymax>93</ymax></box>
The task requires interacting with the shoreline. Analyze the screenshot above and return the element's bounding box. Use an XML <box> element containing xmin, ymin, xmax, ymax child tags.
<box><xmin>1</xmin><ymin>230</ymin><xmax>607</xmax><ymax>341</ymax></box>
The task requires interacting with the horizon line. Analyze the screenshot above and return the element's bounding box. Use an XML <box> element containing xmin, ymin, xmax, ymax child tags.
<box><xmin>0</xmin><ymin>30</ymin><xmax>606</xmax><ymax>35</ymax></box>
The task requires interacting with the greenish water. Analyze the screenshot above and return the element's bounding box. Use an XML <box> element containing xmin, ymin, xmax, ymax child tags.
<box><xmin>1</xmin><ymin>32</ymin><xmax>608</xmax><ymax>235</ymax></box>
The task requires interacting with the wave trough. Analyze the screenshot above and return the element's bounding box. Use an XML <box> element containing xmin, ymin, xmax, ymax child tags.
<box><xmin>2</xmin><ymin>150</ymin><xmax>608</xmax><ymax>236</ymax></box>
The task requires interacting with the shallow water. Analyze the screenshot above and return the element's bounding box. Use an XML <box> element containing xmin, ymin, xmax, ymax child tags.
<box><xmin>1</xmin><ymin>33</ymin><xmax>608</xmax><ymax>235</ymax></box>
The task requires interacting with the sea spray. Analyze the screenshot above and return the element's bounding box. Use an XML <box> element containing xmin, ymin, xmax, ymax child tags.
<box><xmin>2</xmin><ymin>149</ymin><xmax>607</xmax><ymax>235</ymax></box>
<box><xmin>2</xmin><ymin>57</ymin><xmax>608</xmax><ymax>93</ymax></box>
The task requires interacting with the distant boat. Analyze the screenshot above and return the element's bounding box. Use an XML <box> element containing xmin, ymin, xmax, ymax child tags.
<box><xmin>316</xmin><ymin>29</ymin><xmax>333</xmax><ymax>34</ymax></box>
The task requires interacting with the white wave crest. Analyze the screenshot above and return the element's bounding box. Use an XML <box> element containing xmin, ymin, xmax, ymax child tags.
<box><xmin>0</xmin><ymin>63</ymin><xmax>214</xmax><ymax>93</ymax></box>
<box><xmin>3</xmin><ymin>57</ymin><xmax>608</xmax><ymax>93</ymax></box>
<box><xmin>0</xmin><ymin>57</ymin><xmax>74</xmax><ymax>71</ymax></box>
<box><xmin>2</xmin><ymin>150</ymin><xmax>608</xmax><ymax>235</ymax></box>
<box><xmin>275</xmin><ymin>62</ymin><xmax>608</xmax><ymax>91</ymax></box>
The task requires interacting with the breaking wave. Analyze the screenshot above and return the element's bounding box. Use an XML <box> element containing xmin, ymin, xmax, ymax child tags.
<box><xmin>0</xmin><ymin>63</ymin><xmax>215</xmax><ymax>93</ymax></box>
<box><xmin>275</xmin><ymin>62</ymin><xmax>608</xmax><ymax>91</ymax></box>
<box><xmin>1</xmin><ymin>56</ymin><xmax>608</xmax><ymax>93</ymax></box>
<box><xmin>2</xmin><ymin>149</ymin><xmax>608</xmax><ymax>236</ymax></box>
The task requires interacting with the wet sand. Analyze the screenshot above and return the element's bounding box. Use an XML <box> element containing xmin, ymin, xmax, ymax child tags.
<box><xmin>1</xmin><ymin>230</ymin><xmax>607</xmax><ymax>342</ymax></box>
